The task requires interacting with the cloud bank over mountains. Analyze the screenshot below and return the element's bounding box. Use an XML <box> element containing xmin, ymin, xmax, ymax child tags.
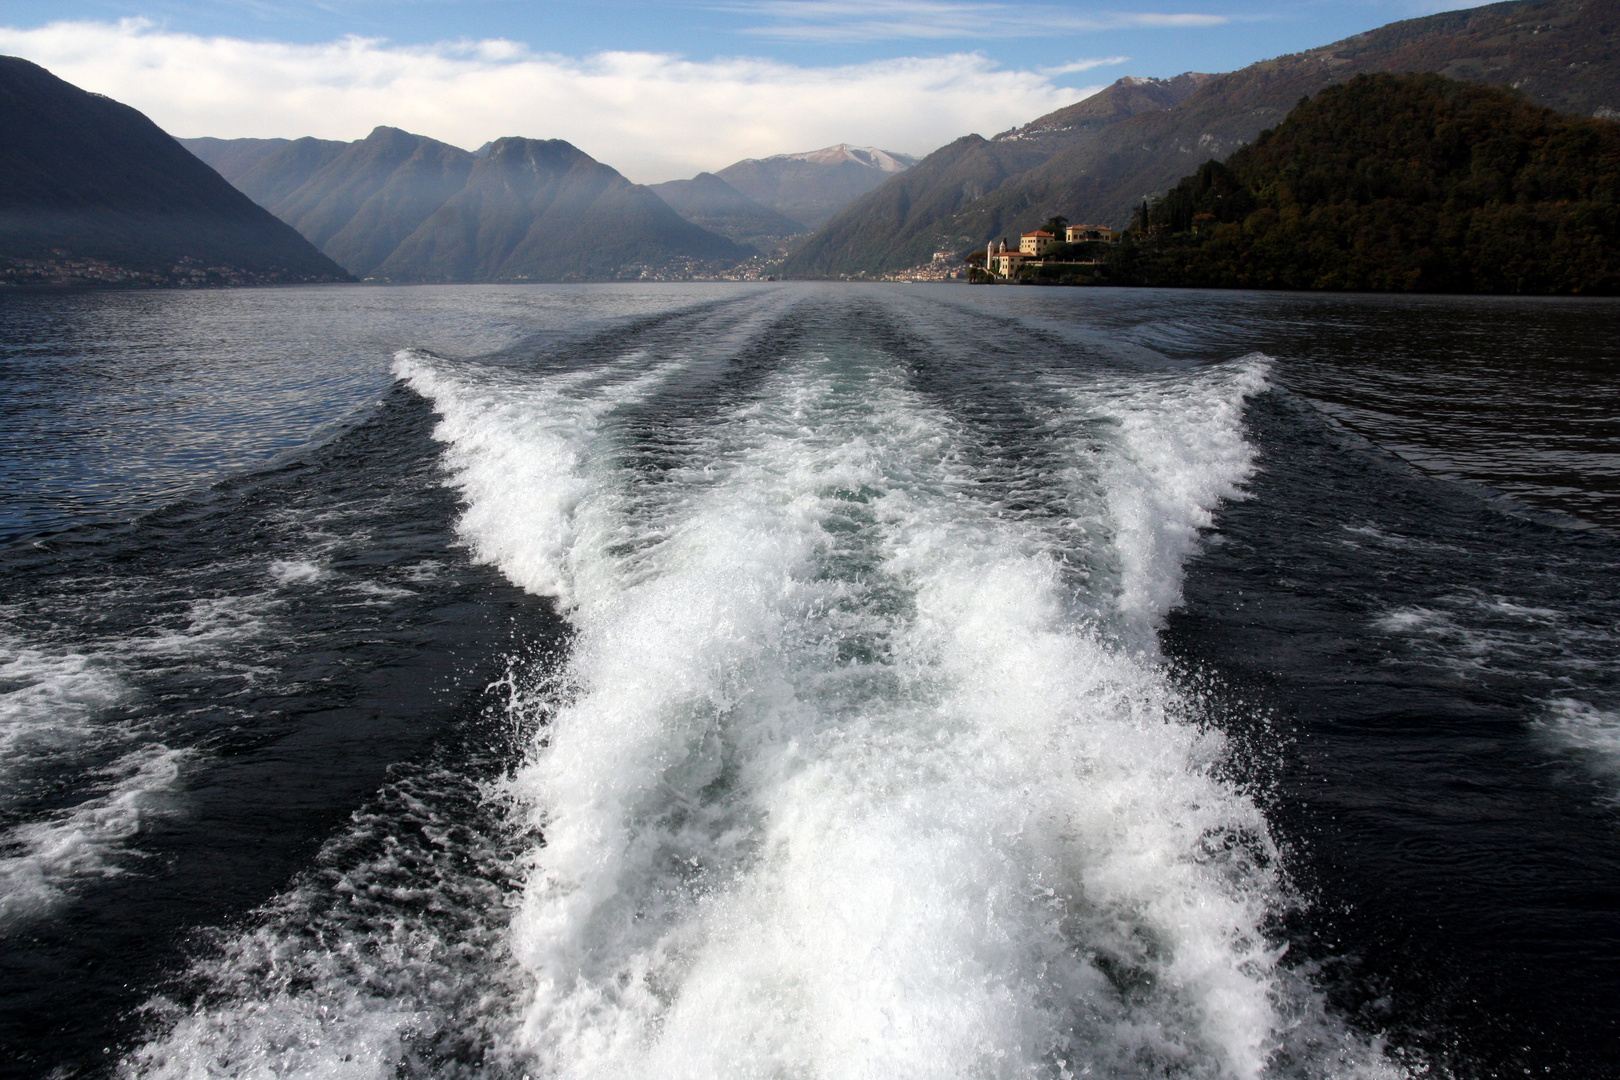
<box><xmin>0</xmin><ymin>19</ymin><xmax>1112</xmax><ymax>183</ymax></box>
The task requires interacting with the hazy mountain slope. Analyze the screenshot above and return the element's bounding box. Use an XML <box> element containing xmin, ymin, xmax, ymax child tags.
<box><xmin>715</xmin><ymin>144</ymin><xmax>918</xmax><ymax>228</ymax></box>
<box><xmin>780</xmin><ymin>76</ymin><xmax>1202</xmax><ymax>276</ymax></box>
<box><xmin>263</xmin><ymin>127</ymin><xmax>476</xmax><ymax>277</ymax></box>
<box><xmin>310</xmin><ymin>135</ymin><xmax>476</xmax><ymax>278</ymax></box>
<box><xmin>786</xmin><ymin>0</ymin><xmax>1620</xmax><ymax>278</ymax></box>
<box><xmin>648</xmin><ymin>172</ymin><xmax>805</xmax><ymax>251</ymax></box>
<box><xmin>179</xmin><ymin>137</ymin><xmax>290</xmax><ymax>182</ymax></box>
<box><xmin>0</xmin><ymin>57</ymin><xmax>349</xmax><ymax>283</ymax></box>
<box><xmin>777</xmin><ymin>137</ymin><xmax>1052</xmax><ymax>277</ymax></box>
<box><xmin>225</xmin><ymin>137</ymin><xmax>350</xmax><ymax>212</ymax></box>
<box><xmin>183</xmin><ymin>131</ymin><xmax>463</xmax><ymax>274</ymax></box>
<box><xmin>373</xmin><ymin>137</ymin><xmax>749</xmax><ymax>282</ymax></box>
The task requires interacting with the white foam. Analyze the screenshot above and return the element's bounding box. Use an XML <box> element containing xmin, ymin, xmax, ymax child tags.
<box><xmin>122</xmin><ymin>764</ymin><xmax>530</xmax><ymax>1080</ymax></box>
<box><xmin>1538</xmin><ymin>698</ymin><xmax>1620</xmax><ymax>789</ymax></box>
<box><xmin>1052</xmin><ymin>357</ymin><xmax>1267</xmax><ymax>648</ymax></box>
<box><xmin>392</xmin><ymin>348</ymin><xmax>672</xmax><ymax>605</ymax></box>
<box><xmin>126</xmin><ymin>994</ymin><xmax>424</xmax><ymax>1080</ymax></box>
<box><xmin>1373</xmin><ymin>590</ymin><xmax>1611</xmax><ymax>682</ymax></box>
<box><xmin>0</xmin><ymin>743</ymin><xmax>191</xmax><ymax>929</ymax></box>
<box><xmin>0</xmin><ymin>585</ymin><xmax>277</xmax><ymax>923</ymax></box>
<box><xmin>121</xmin><ymin>339</ymin><xmax>1389</xmax><ymax>1078</ymax></box>
<box><xmin>269</xmin><ymin>559</ymin><xmax>325</xmax><ymax>586</ymax></box>
<box><xmin>399</xmin><ymin>346</ymin><xmax>1382</xmax><ymax>1077</ymax></box>
<box><xmin>348</xmin><ymin>580</ymin><xmax>415</xmax><ymax>602</ymax></box>
<box><xmin>0</xmin><ymin>632</ymin><xmax>129</xmax><ymax>790</ymax></box>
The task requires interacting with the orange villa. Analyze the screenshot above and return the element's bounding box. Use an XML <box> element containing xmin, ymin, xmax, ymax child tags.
<box><xmin>979</xmin><ymin>222</ymin><xmax>1122</xmax><ymax>281</ymax></box>
<box><xmin>1019</xmin><ymin>230</ymin><xmax>1057</xmax><ymax>256</ymax></box>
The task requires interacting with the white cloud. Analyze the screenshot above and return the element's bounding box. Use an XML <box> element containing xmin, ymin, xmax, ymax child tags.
<box><xmin>725</xmin><ymin>1</ymin><xmax>1228</xmax><ymax>42</ymax></box>
<box><xmin>1040</xmin><ymin>55</ymin><xmax>1131</xmax><ymax>74</ymax></box>
<box><xmin>0</xmin><ymin>18</ymin><xmax>1108</xmax><ymax>182</ymax></box>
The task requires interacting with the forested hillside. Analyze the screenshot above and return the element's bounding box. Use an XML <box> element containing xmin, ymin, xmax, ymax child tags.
<box><xmin>371</xmin><ymin>138</ymin><xmax>748</xmax><ymax>282</ymax></box>
<box><xmin>1102</xmin><ymin>74</ymin><xmax>1620</xmax><ymax>293</ymax></box>
<box><xmin>648</xmin><ymin>173</ymin><xmax>805</xmax><ymax>251</ymax></box>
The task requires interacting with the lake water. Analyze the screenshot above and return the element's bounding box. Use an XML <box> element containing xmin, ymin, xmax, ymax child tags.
<box><xmin>1</xmin><ymin>283</ymin><xmax>1616</xmax><ymax>1080</ymax></box>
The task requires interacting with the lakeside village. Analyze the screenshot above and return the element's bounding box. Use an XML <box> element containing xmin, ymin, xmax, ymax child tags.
<box><xmin>887</xmin><ymin>218</ymin><xmax>1121</xmax><ymax>283</ymax></box>
<box><xmin>1</xmin><ymin>251</ymin><xmax>339</xmax><ymax>288</ymax></box>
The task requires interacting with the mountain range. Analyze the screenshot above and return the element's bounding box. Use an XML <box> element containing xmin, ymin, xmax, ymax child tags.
<box><xmin>186</xmin><ymin>133</ymin><xmax>922</xmax><ymax>273</ymax></box>
<box><xmin>184</xmin><ymin>127</ymin><xmax>750</xmax><ymax>281</ymax></box>
<box><xmin>11</xmin><ymin>0</ymin><xmax>1615</xmax><ymax>288</ymax></box>
<box><xmin>0</xmin><ymin>58</ymin><xmax>347</xmax><ymax>286</ymax></box>
<box><xmin>782</xmin><ymin>0</ymin><xmax>1620</xmax><ymax>278</ymax></box>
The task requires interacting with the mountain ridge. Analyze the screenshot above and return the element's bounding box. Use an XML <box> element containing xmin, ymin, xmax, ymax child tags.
<box><xmin>783</xmin><ymin>0</ymin><xmax>1620</xmax><ymax>278</ymax></box>
<box><xmin>187</xmin><ymin>128</ymin><xmax>751</xmax><ymax>281</ymax></box>
<box><xmin>0</xmin><ymin>57</ymin><xmax>349</xmax><ymax>286</ymax></box>
<box><xmin>372</xmin><ymin>137</ymin><xmax>750</xmax><ymax>282</ymax></box>
<box><xmin>778</xmin><ymin>75</ymin><xmax>1205</xmax><ymax>276</ymax></box>
<box><xmin>714</xmin><ymin>144</ymin><xmax>921</xmax><ymax>228</ymax></box>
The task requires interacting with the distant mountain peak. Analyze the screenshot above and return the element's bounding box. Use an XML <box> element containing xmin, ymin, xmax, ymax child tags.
<box><xmin>760</xmin><ymin>144</ymin><xmax>917</xmax><ymax>172</ymax></box>
<box><xmin>712</xmin><ymin>144</ymin><xmax>921</xmax><ymax>228</ymax></box>
<box><xmin>648</xmin><ymin>172</ymin><xmax>805</xmax><ymax>252</ymax></box>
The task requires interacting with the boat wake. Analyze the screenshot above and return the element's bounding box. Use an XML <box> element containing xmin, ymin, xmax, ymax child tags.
<box><xmin>126</xmin><ymin>291</ymin><xmax>1401</xmax><ymax>1080</ymax></box>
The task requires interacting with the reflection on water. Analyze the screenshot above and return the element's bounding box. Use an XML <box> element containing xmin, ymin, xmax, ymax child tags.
<box><xmin>0</xmin><ymin>285</ymin><xmax>729</xmax><ymax>541</ymax></box>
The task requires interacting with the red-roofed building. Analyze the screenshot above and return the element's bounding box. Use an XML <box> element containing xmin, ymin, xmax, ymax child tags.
<box><xmin>1019</xmin><ymin>230</ymin><xmax>1056</xmax><ymax>256</ymax></box>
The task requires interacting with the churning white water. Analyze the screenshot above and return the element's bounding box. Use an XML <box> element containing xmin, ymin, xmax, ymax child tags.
<box><xmin>124</xmin><ymin>323</ymin><xmax>1398</xmax><ymax>1080</ymax></box>
<box><xmin>402</xmin><ymin>340</ymin><xmax>1380</xmax><ymax>1079</ymax></box>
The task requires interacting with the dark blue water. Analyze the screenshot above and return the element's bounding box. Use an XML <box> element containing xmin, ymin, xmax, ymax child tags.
<box><xmin>0</xmin><ymin>284</ymin><xmax>1616</xmax><ymax>1080</ymax></box>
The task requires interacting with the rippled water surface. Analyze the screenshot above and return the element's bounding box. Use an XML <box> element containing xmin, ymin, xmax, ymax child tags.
<box><xmin>0</xmin><ymin>284</ymin><xmax>1616</xmax><ymax>1080</ymax></box>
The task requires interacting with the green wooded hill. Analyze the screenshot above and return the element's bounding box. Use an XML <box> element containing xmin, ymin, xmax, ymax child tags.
<box><xmin>1103</xmin><ymin>73</ymin><xmax>1620</xmax><ymax>293</ymax></box>
<box><xmin>0</xmin><ymin>58</ymin><xmax>349</xmax><ymax>285</ymax></box>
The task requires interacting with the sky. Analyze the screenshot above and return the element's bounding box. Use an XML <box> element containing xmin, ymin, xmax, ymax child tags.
<box><xmin>0</xmin><ymin>0</ymin><xmax>1485</xmax><ymax>182</ymax></box>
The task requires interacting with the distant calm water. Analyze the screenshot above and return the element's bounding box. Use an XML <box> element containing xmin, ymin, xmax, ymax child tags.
<box><xmin>0</xmin><ymin>283</ymin><xmax>1616</xmax><ymax>1080</ymax></box>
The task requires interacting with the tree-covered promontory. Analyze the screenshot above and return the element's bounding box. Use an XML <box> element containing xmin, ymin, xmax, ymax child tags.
<box><xmin>1105</xmin><ymin>73</ymin><xmax>1620</xmax><ymax>294</ymax></box>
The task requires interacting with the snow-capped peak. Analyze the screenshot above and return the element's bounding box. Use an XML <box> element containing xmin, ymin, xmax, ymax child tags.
<box><xmin>766</xmin><ymin>144</ymin><xmax>915</xmax><ymax>172</ymax></box>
